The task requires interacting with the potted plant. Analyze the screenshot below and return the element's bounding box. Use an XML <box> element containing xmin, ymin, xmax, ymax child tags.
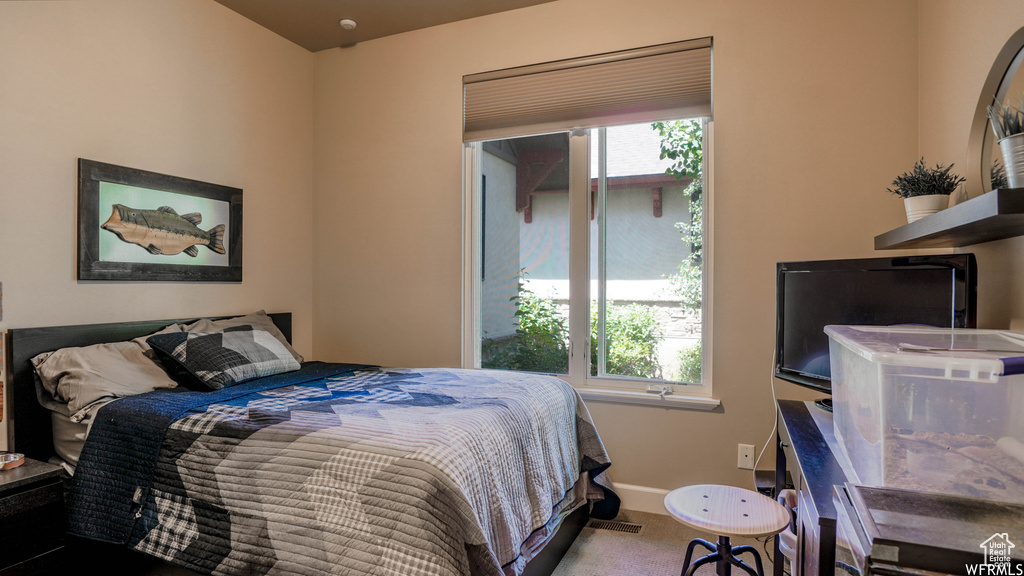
<box><xmin>988</xmin><ymin>97</ymin><xmax>1024</xmax><ymax>188</ymax></box>
<box><xmin>886</xmin><ymin>158</ymin><xmax>965</xmax><ymax>223</ymax></box>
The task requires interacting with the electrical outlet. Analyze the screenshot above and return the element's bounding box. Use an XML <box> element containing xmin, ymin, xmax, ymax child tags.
<box><xmin>738</xmin><ymin>444</ymin><xmax>755</xmax><ymax>470</ymax></box>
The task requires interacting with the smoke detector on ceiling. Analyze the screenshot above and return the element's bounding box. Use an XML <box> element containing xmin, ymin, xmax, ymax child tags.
<box><xmin>339</xmin><ymin>19</ymin><xmax>357</xmax><ymax>31</ymax></box>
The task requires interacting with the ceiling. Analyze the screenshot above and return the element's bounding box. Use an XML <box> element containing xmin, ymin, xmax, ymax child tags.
<box><xmin>212</xmin><ymin>0</ymin><xmax>558</xmax><ymax>52</ymax></box>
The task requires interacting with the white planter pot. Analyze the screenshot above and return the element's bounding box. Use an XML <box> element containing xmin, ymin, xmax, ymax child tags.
<box><xmin>904</xmin><ymin>194</ymin><xmax>949</xmax><ymax>223</ymax></box>
<box><xmin>998</xmin><ymin>132</ymin><xmax>1024</xmax><ymax>188</ymax></box>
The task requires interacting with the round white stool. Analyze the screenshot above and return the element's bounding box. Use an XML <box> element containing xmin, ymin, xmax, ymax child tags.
<box><xmin>664</xmin><ymin>484</ymin><xmax>790</xmax><ymax>576</ymax></box>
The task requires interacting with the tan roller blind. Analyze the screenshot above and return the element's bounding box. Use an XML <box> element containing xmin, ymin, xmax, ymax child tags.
<box><xmin>463</xmin><ymin>38</ymin><xmax>712</xmax><ymax>142</ymax></box>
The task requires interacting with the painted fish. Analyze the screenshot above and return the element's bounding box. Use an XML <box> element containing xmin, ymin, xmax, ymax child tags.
<box><xmin>101</xmin><ymin>204</ymin><xmax>225</xmax><ymax>257</ymax></box>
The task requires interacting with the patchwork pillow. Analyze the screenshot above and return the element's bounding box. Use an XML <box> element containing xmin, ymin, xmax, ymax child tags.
<box><xmin>183</xmin><ymin>310</ymin><xmax>303</xmax><ymax>363</ymax></box>
<box><xmin>148</xmin><ymin>325</ymin><xmax>300</xmax><ymax>390</ymax></box>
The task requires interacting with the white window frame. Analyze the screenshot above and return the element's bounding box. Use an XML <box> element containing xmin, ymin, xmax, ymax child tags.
<box><xmin>462</xmin><ymin>122</ymin><xmax>718</xmax><ymax>410</ymax></box>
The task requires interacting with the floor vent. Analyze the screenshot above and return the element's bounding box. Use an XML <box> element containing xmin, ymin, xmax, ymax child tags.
<box><xmin>589</xmin><ymin>520</ymin><xmax>644</xmax><ymax>535</ymax></box>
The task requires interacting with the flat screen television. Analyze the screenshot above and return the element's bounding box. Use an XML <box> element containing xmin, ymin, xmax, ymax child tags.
<box><xmin>774</xmin><ymin>254</ymin><xmax>977</xmax><ymax>405</ymax></box>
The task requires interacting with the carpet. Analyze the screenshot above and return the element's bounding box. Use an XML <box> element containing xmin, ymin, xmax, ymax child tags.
<box><xmin>551</xmin><ymin>510</ymin><xmax>781</xmax><ymax>575</ymax></box>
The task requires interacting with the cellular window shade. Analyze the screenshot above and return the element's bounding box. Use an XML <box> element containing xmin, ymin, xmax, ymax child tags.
<box><xmin>463</xmin><ymin>38</ymin><xmax>712</xmax><ymax>142</ymax></box>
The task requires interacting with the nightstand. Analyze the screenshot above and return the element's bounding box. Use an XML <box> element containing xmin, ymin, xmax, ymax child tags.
<box><xmin>0</xmin><ymin>458</ymin><xmax>65</xmax><ymax>575</ymax></box>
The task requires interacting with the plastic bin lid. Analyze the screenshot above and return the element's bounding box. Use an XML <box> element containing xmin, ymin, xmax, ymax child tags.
<box><xmin>823</xmin><ymin>325</ymin><xmax>1024</xmax><ymax>377</ymax></box>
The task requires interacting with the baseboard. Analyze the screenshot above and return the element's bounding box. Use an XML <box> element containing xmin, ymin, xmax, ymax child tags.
<box><xmin>614</xmin><ymin>483</ymin><xmax>670</xmax><ymax>515</ymax></box>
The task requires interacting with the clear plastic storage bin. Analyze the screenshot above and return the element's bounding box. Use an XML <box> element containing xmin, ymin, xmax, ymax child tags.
<box><xmin>825</xmin><ymin>325</ymin><xmax>1024</xmax><ymax>503</ymax></box>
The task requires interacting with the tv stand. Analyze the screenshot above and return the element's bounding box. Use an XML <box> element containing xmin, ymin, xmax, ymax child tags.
<box><xmin>814</xmin><ymin>398</ymin><xmax>832</xmax><ymax>412</ymax></box>
<box><xmin>775</xmin><ymin>400</ymin><xmax>848</xmax><ymax>576</ymax></box>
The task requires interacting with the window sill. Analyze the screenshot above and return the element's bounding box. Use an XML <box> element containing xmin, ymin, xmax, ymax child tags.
<box><xmin>575</xmin><ymin>386</ymin><xmax>720</xmax><ymax>411</ymax></box>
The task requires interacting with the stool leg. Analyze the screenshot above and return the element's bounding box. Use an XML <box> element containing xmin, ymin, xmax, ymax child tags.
<box><xmin>681</xmin><ymin>539</ymin><xmax>699</xmax><ymax>576</ymax></box>
<box><xmin>681</xmin><ymin>539</ymin><xmax>717</xmax><ymax>576</ymax></box>
<box><xmin>728</xmin><ymin>558</ymin><xmax>759</xmax><ymax>576</ymax></box>
<box><xmin>684</xmin><ymin>552</ymin><xmax>722</xmax><ymax>576</ymax></box>
<box><xmin>729</xmin><ymin>545</ymin><xmax>765</xmax><ymax>576</ymax></box>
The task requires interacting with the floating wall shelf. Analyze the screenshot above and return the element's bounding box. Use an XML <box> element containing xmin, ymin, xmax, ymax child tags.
<box><xmin>874</xmin><ymin>188</ymin><xmax>1024</xmax><ymax>250</ymax></box>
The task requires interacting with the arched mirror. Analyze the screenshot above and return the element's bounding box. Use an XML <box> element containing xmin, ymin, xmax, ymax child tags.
<box><xmin>968</xmin><ymin>26</ymin><xmax>1024</xmax><ymax>198</ymax></box>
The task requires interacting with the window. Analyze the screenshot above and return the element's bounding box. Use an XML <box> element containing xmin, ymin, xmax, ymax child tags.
<box><xmin>462</xmin><ymin>39</ymin><xmax>714</xmax><ymax>399</ymax></box>
<box><xmin>465</xmin><ymin>119</ymin><xmax>709</xmax><ymax>392</ymax></box>
<box><xmin>591</xmin><ymin>121</ymin><xmax>706</xmax><ymax>384</ymax></box>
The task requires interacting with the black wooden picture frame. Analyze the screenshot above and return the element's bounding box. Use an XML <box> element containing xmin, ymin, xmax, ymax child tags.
<box><xmin>77</xmin><ymin>159</ymin><xmax>243</xmax><ymax>282</ymax></box>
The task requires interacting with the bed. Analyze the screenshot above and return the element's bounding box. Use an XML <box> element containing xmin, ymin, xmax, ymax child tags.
<box><xmin>6</xmin><ymin>312</ymin><xmax>618</xmax><ymax>576</ymax></box>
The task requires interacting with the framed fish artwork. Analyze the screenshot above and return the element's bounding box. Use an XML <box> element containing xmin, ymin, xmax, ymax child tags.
<box><xmin>77</xmin><ymin>159</ymin><xmax>242</xmax><ymax>281</ymax></box>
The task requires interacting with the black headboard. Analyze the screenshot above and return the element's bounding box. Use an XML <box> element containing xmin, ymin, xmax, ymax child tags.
<box><xmin>5</xmin><ymin>313</ymin><xmax>292</xmax><ymax>463</ymax></box>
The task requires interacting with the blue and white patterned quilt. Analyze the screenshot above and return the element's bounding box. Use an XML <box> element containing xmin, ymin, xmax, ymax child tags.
<box><xmin>68</xmin><ymin>362</ymin><xmax>617</xmax><ymax>576</ymax></box>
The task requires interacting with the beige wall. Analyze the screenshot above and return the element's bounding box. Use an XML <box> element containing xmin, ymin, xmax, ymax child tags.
<box><xmin>919</xmin><ymin>1</ymin><xmax>1024</xmax><ymax>331</ymax></box>
<box><xmin>312</xmin><ymin>0</ymin><xmax>920</xmax><ymax>489</ymax></box>
<box><xmin>0</xmin><ymin>1</ymin><xmax>316</xmax><ymax>445</ymax></box>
